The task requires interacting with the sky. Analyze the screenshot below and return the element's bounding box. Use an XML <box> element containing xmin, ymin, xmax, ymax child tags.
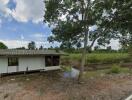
<box><xmin>0</xmin><ymin>0</ymin><xmax>120</xmax><ymax>49</ymax></box>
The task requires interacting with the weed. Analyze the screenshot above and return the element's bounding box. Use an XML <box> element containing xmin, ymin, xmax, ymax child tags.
<box><xmin>109</xmin><ymin>65</ymin><xmax>121</xmax><ymax>74</ymax></box>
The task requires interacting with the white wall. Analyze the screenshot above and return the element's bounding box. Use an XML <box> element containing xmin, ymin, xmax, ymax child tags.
<box><xmin>0</xmin><ymin>56</ymin><xmax>60</xmax><ymax>74</ymax></box>
<box><xmin>19</xmin><ymin>56</ymin><xmax>45</xmax><ymax>71</ymax></box>
<box><xmin>0</xmin><ymin>57</ymin><xmax>8</xmax><ymax>74</ymax></box>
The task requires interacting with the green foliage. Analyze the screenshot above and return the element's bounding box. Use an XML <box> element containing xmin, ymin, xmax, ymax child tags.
<box><xmin>128</xmin><ymin>36</ymin><xmax>132</xmax><ymax>55</ymax></box>
<box><xmin>109</xmin><ymin>65</ymin><xmax>121</xmax><ymax>74</ymax></box>
<box><xmin>61</xmin><ymin>66</ymin><xmax>72</xmax><ymax>72</ymax></box>
<box><xmin>61</xmin><ymin>53</ymin><xmax>129</xmax><ymax>64</ymax></box>
<box><xmin>85</xmin><ymin>67</ymin><xmax>131</xmax><ymax>78</ymax></box>
<box><xmin>28</xmin><ymin>41</ymin><xmax>36</xmax><ymax>50</ymax></box>
<box><xmin>0</xmin><ymin>42</ymin><xmax>8</xmax><ymax>49</ymax></box>
<box><xmin>128</xmin><ymin>44</ymin><xmax>132</xmax><ymax>60</ymax></box>
<box><xmin>39</xmin><ymin>45</ymin><xmax>43</xmax><ymax>50</ymax></box>
<box><xmin>15</xmin><ymin>47</ymin><xmax>26</xmax><ymax>50</ymax></box>
<box><xmin>108</xmin><ymin>65</ymin><xmax>131</xmax><ymax>74</ymax></box>
<box><xmin>44</xmin><ymin>0</ymin><xmax>117</xmax><ymax>49</ymax></box>
<box><xmin>101</xmin><ymin>0</ymin><xmax>132</xmax><ymax>34</ymax></box>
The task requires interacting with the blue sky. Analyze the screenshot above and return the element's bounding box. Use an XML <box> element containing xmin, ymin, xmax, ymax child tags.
<box><xmin>0</xmin><ymin>0</ymin><xmax>58</xmax><ymax>48</ymax></box>
<box><xmin>0</xmin><ymin>0</ymin><xmax>120</xmax><ymax>49</ymax></box>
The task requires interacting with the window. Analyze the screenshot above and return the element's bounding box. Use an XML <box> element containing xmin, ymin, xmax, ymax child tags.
<box><xmin>53</xmin><ymin>56</ymin><xmax>60</xmax><ymax>66</ymax></box>
<box><xmin>8</xmin><ymin>57</ymin><xmax>18</xmax><ymax>66</ymax></box>
<box><xmin>45</xmin><ymin>56</ymin><xmax>52</xmax><ymax>66</ymax></box>
<box><xmin>45</xmin><ymin>56</ymin><xmax>60</xmax><ymax>67</ymax></box>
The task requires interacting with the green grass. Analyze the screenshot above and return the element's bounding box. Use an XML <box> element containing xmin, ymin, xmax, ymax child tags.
<box><xmin>108</xmin><ymin>64</ymin><xmax>122</xmax><ymax>74</ymax></box>
<box><xmin>84</xmin><ymin>69</ymin><xmax>108</xmax><ymax>78</ymax></box>
<box><xmin>61</xmin><ymin>53</ymin><xmax>129</xmax><ymax>64</ymax></box>
<box><xmin>84</xmin><ymin>67</ymin><xmax>131</xmax><ymax>78</ymax></box>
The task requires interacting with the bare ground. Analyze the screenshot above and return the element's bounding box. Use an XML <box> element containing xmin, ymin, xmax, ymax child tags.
<box><xmin>0</xmin><ymin>72</ymin><xmax>132</xmax><ymax>100</ymax></box>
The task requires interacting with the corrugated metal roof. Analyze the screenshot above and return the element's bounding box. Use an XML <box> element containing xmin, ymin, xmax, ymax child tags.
<box><xmin>0</xmin><ymin>49</ymin><xmax>66</xmax><ymax>56</ymax></box>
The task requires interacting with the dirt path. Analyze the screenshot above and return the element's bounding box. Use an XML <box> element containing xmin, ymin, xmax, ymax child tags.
<box><xmin>0</xmin><ymin>73</ymin><xmax>132</xmax><ymax>100</ymax></box>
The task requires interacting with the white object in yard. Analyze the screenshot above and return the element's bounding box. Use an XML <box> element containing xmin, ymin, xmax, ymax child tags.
<box><xmin>11</xmin><ymin>78</ymin><xmax>15</xmax><ymax>81</ymax></box>
<box><xmin>71</xmin><ymin>68</ymin><xmax>80</xmax><ymax>78</ymax></box>
<box><xmin>125</xmin><ymin>95</ymin><xmax>132</xmax><ymax>100</ymax></box>
<box><xmin>26</xmin><ymin>78</ymin><xmax>29</xmax><ymax>81</ymax></box>
<box><xmin>63</xmin><ymin>68</ymin><xmax>80</xmax><ymax>78</ymax></box>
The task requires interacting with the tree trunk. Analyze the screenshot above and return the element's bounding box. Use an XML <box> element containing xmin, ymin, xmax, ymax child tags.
<box><xmin>78</xmin><ymin>29</ymin><xmax>88</xmax><ymax>83</ymax></box>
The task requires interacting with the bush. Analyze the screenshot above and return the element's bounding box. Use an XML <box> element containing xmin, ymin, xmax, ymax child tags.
<box><xmin>61</xmin><ymin>53</ymin><xmax>129</xmax><ymax>66</ymax></box>
<box><xmin>109</xmin><ymin>65</ymin><xmax>121</xmax><ymax>74</ymax></box>
<box><xmin>61</xmin><ymin>66</ymin><xmax>72</xmax><ymax>72</ymax></box>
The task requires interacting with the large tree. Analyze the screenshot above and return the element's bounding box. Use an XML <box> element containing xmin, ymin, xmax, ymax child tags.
<box><xmin>44</xmin><ymin>0</ymin><xmax>119</xmax><ymax>82</ymax></box>
<box><xmin>0</xmin><ymin>42</ymin><xmax>8</xmax><ymax>49</ymax></box>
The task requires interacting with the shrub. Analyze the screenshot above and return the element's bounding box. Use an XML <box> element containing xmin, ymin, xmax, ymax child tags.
<box><xmin>61</xmin><ymin>66</ymin><xmax>72</xmax><ymax>72</ymax></box>
<box><xmin>109</xmin><ymin>65</ymin><xmax>121</xmax><ymax>74</ymax></box>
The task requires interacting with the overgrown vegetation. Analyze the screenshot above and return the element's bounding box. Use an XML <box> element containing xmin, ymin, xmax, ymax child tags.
<box><xmin>85</xmin><ymin>65</ymin><xmax>131</xmax><ymax>78</ymax></box>
<box><xmin>61</xmin><ymin>66</ymin><xmax>72</xmax><ymax>72</ymax></box>
<box><xmin>109</xmin><ymin>65</ymin><xmax>121</xmax><ymax>74</ymax></box>
<box><xmin>61</xmin><ymin>53</ymin><xmax>129</xmax><ymax>65</ymax></box>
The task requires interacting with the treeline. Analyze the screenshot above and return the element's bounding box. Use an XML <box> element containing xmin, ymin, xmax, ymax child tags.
<box><xmin>57</xmin><ymin>47</ymin><xmax>129</xmax><ymax>54</ymax></box>
<box><xmin>0</xmin><ymin>41</ymin><xmax>131</xmax><ymax>54</ymax></box>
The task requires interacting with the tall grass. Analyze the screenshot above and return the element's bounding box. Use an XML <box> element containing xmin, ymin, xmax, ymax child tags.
<box><xmin>61</xmin><ymin>53</ymin><xmax>129</xmax><ymax>65</ymax></box>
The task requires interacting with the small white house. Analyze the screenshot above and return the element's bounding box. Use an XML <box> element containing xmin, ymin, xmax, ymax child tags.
<box><xmin>0</xmin><ymin>49</ymin><xmax>65</xmax><ymax>74</ymax></box>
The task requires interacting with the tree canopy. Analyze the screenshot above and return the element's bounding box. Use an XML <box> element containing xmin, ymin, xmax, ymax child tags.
<box><xmin>28</xmin><ymin>41</ymin><xmax>36</xmax><ymax>50</ymax></box>
<box><xmin>44</xmin><ymin>0</ymin><xmax>117</xmax><ymax>48</ymax></box>
<box><xmin>0</xmin><ymin>42</ymin><xmax>8</xmax><ymax>49</ymax></box>
<box><xmin>44</xmin><ymin>0</ymin><xmax>132</xmax><ymax>81</ymax></box>
<box><xmin>102</xmin><ymin>0</ymin><xmax>132</xmax><ymax>51</ymax></box>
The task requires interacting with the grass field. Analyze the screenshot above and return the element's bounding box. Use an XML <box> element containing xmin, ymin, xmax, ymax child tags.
<box><xmin>61</xmin><ymin>53</ymin><xmax>130</xmax><ymax>65</ymax></box>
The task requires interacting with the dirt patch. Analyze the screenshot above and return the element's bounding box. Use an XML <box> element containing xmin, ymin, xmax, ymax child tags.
<box><xmin>0</xmin><ymin>72</ymin><xmax>132</xmax><ymax>100</ymax></box>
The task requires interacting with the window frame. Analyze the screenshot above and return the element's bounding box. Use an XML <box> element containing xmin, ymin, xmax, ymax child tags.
<box><xmin>45</xmin><ymin>55</ymin><xmax>60</xmax><ymax>67</ymax></box>
<box><xmin>8</xmin><ymin>57</ymin><xmax>19</xmax><ymax>66</ymax></box>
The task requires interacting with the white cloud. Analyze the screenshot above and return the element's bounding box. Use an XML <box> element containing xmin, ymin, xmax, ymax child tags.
<box><xmin>29</xmin><ymin>33</ymin><xmax>47</xmax><ymax>42</ymax></box>
<box><xmin>0</xmin><ymin>19</ymin><xmax>2</xmax><ymax>28</ymax></box>
<box><xmin>0</xmin><ymin>0</ymin><xmax>9</xmax><ymax>5</ymax></box>
<box><xmin>30</xmin><ymin>33</ymin><xmax>45</xmax><ymax>38</ymax></box>
<box><xmin>89</xmin><ymin>25</ymin><xmax>98</xmax><ymax>31</ymax></box>
<box><xmin>0</xmin><ymin>0</ymin><xmax>45</xmax><ymax>23</ymax></box>
<box><xmin>0</xmin><ymin>39</ymin><xmax>60</xmax><ymax>48</ymax></box>
<box><xmin>109</xmin><ymin>39</ymin><xmax>120</xmax><ymax>50</ymax></box>
<box><xmin>0</xmin><ymin>0</ymin><xmax>12</xmax><ymax>17</ymax></box>
<box><xmin>11</xmin><ymin>0</ymin><xmax>44</xmax><ymax>23</ymax></box>
<box><xmin>91</xmin><ymin>39</ymin><xmax>120</xmax><ymax>50</ymax></box>
<box><xmin>0</xmin><ymin>39</ymin><xmax>29</xmax><ymax>48</ymax></box>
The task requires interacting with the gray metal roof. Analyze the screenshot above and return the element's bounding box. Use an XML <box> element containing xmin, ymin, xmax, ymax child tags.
<box><xmin>0</xmin><ymin>49</ymin><xmax>65</xmax><ymax>56</ymax></box>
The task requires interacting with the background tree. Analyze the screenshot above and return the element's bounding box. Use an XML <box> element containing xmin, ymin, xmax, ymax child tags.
<box><xmin>28</xmin><ymin>41</ymin><xmax>36</xmax><ymax>50</ymax></box>
<box><xmin>100</xmin><ymin>0</ymin><xmax>132</xmax><ymax>45</ymax></box>
<box><xmin>94</xmin><ymin>46</ymin><xmax>100</xmax><ymax>51</ymax></box>
<box><xmin>0</xmin><ymin>42</ymin><xmax>8</xmax><ymax>49</ymax></box>
<box><xmin>76</xmin><ymin>42</ymin><xmax>81</xmax><ymax>49</ymax></box>
<box><xmin>44</xmin><ymin>0</ymin><xmax>119</xmax><ymax>82</ymax></box>
<box><xmin>39</xmin><ymin>45</ymin><xmax>43</xmax><ymax>50</ymax></box>
<box><xmin>15</xmin><ymin>47</ymin><xmax>26</xmax><ymax>50</ymax></box>
<box><xmin>107</xmin><ymin>46</ymin><xmax>112</xmax><ymax>51</ymax></box>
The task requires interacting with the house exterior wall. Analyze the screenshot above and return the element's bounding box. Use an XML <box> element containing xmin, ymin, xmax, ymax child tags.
<box><xmin>0</xmin><ymin>56</ymin><xmax>60</xmax><ymax>74</ymax></box>
<box><xmin>19</xmin><ymin>56</ymin><xmax>45</xmax><ymax>71</ymax></box>
<box><xmin>0</xmin><ymin>57</ymin><xmax>8</xmax><ymax>74</ymax></box>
